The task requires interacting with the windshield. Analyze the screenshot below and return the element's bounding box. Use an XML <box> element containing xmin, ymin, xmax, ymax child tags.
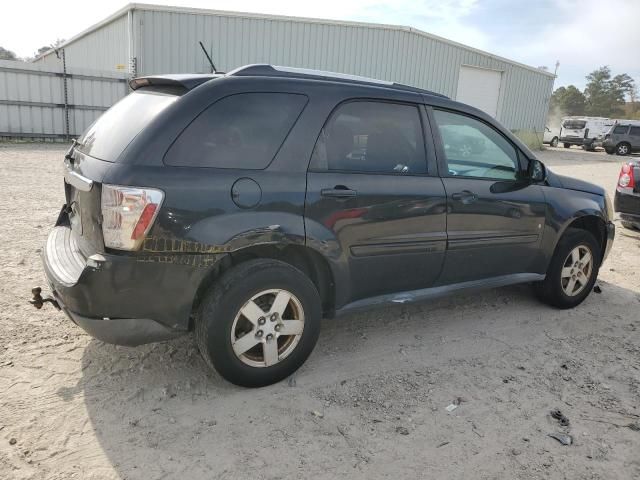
<box><xmin>562</xmin><ymin>120</ymin><xmax>587</xmax><ymax>130</ymax></box>
<box><xmin>77</xmin><ymin>89</ymin><xmax>179</xmax><ymax>161</ymax></box>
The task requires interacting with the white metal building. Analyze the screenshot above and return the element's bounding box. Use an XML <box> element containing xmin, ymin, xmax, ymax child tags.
<box><xmin>34</xmin><ymin>2</ymin><xmax>555</xmax><ymax>133</ymax></box>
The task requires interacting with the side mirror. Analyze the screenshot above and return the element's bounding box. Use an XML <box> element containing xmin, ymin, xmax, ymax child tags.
<box><xmin>528</xmin><ymin>159</ymin><xmax>546</xmax><ymax>183</ymax></box>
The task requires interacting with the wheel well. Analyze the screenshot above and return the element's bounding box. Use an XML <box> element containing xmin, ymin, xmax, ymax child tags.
<box><xmin>189</xmin><ymin>244</ymin><xmax>335</xmax><ymax>329</ymax></box>
<box><xmin>563</xmin><ymin>216</ymin><xmax>607</xmax><ymax>259</ymax></box>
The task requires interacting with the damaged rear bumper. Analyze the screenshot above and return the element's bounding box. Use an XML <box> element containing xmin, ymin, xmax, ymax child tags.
<box><xmin>39</xmin><ymin>222</ymin><xmax>224</xmax><ymax>346</ymax></box>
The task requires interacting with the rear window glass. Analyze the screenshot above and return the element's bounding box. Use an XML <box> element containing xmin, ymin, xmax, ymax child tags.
<box><xmin>165</xmin><ymin>93</ymin><xmax>307</xmax><ymax>169</ymax></box>
<box><xmin>614</xmin><ymin>125</ymin><xmax>629</xmax><ymax>134</ymax></box>
<box><xmin>77</xmin><ymin>89</ymin><xmax>179</xmax><ymax>161</ymax></box>
<box><xmin>563</xmin><ymin>120</ymin><xmax>587</xmax><ymax>130</ymax></box>
<box><xmin>630</xmin><ymin>126</ymin><xmax>640</xmax><ymax>136</ymax></box>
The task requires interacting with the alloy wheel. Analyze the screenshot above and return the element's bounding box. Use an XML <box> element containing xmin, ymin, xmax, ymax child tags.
<box><xmin>560</xmin><ymin>245</ymin><xmax>593</xmax><ymax>297</ymax></box>
<box><xmin>230</xmin><ymin>289</ymin><xmax>305</xmax><ymax>368</ymax></box>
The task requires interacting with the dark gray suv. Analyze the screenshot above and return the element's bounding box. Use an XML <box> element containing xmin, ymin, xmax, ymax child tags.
<box><xmin>604</xmin><ymin>122</ymin><xmax>640</xmax><ymax>155</ymax></box>
<box><xmin>33</xmin><ymin>65</ymin><xmax>615</xmax><ymax>387</ymax></box>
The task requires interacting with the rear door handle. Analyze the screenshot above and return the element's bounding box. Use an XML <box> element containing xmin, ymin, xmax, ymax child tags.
<box><xmin>451</xmin><ymin>190</ymin><xmax>478</xmax><ymax>204</ymax></box>
<box><xmin>321</xmin><ymin>186</ymin><xmax>357</xmax><ymax>198</ymax></box>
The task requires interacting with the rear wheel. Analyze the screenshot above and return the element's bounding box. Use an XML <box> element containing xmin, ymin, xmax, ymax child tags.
<box><xmin>534</xmin><ymin>228</ymin><xmax>600</xmax><ymax>309</ymax></box>
<box><xmin>616</xmin><ymin>142</ymin><xmax>631</xmax><ymax>156</ymax></box>
<box><xmin>550</xmin><ymin>137</ymin><xmax>559</xmax><ymax>147</ymax></box>
<box><xmin>563</xmin><ymin>143</ymin><xmax>571</xmax><ymax>148</ymax></box>
<box><xmin>195</xmin><ymin>259</ymin><xmax>322</xmax><ymax>387</ymax></box>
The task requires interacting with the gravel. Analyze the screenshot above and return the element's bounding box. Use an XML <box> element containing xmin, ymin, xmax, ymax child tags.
<box><xmin>0</xmin><ymin>143</ymin><xmax>638</xmax><ymax>479</ymax></box>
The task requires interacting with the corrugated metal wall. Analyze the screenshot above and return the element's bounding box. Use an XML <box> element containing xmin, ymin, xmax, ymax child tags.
<box><xmin>36</xmin><ymin>14</ymin><xmax>130</xmax><ymax>74</ymax></box>
<box><xmin>0</xmin><ymin>60</ymin><xmax>128</xmax><ymax>138</ymax></box>
<box><xmin>133</xmin><ymin>8</ymin><xmax>555</xmax><ymax>131</ymax></box>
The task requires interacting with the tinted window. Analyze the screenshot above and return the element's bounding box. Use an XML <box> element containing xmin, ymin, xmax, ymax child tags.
<box><xmin>78</xmin><ymin>89</ymin><xmax>179</xmax><ymax>162</ymax></box>
<box><xmin>629</xmin><ymin>126</ymin><xmax>640</xmax><ymax>136</ymax></box>
<box><xmin>165</xmin><ymin>93</ymin><xmax>307</xmax><ymax>169</ymax></box>
<box><xmin>613</xmin><ymin>125</ymin><xmax>629</xmax><ymax>134</ymax></box>
<box><xmin>310</xmin><ymin>101</ymin><xmax>426</xmax><ymax>174</ymax></box>
<box><xmin>563</xmin><ymin>120</ymin><xmax>587</xmax><ymax>129</ymax></box>
<box><xmin>433</xmin><ymin>109</ymin><xmax>519</xmax><ymax>180</ymax></box>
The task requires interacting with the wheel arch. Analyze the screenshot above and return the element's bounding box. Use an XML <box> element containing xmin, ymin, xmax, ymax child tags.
<box><xmin>556</xmin><ymin>214</ymin><xmax>607</xmax><ymax>263</ymax></box>
<box><xmin>189</xmin><ymin>243</ymin><xmax>337</xmax><ymax>328</ymax></box>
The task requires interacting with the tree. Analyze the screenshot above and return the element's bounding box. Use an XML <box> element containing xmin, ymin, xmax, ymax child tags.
<box><xmin>33</xmin><ymin>39</ymin><xmax>65</xmax><ymax>59</ymax></box>
<box><xmin>584</xmin><ymin>66</ymin><xmax>636</xmax><ymax>117</ymax></box>
<box><xmin>550</xmin><ymin>85</ymin><xmax>586</xmax><ymax>116</ymax></box>
<box><xmin>0</xmin><ymin>46</ymin><xmax>17</xmax><ymax>60</ymax></box>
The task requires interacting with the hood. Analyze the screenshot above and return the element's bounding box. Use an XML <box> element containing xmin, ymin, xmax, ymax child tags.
<box><xmin>548</xmin><ymin>171</ymin><xmax>605</xmax><ymax>196</ymax></box>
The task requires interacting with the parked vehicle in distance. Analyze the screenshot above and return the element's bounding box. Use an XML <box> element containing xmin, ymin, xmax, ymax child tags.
<box><xmin>614</xmin><ymin>161</ymin><xmax>640</xmax><ymax>229</ymax></box>
<box><xmin>559</xmin><ymin>116</ymin><xmax>614</xmax><ymax>151</ymax></box>
<box><xmin>33</xmin><ymin>65</ymin><xmax>615</xmax><ymax>387</ymax></box>
<box><xmin>543</xmin><ymin>126</ymin><xmax>560</xmax><ymax>147</ymax></box>
<box><xmin>603</xmin><ymin>121</ymin><xmax>640</xmax><ymax>156</ymax></box>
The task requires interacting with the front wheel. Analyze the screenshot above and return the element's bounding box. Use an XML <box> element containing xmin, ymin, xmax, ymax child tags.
<box><xmin>534</xmin><ymin>228</ymin><xmax>600</xmax><ymax>309</ymax></box>
<box><xmin>195</xmin><ymin>259</ymin><xmax>322</xmax><ymax>387</ymax></box>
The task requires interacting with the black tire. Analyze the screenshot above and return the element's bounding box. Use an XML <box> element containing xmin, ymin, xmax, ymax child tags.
<box><xmin>534</xmin><ymin>228</ymin><xmax>601</xmax><ymax>309</ymax></box>
<box><xmin>195</xmin><ymin>259</ymin><xmax>322</xmax><ymax>388</ymax></box>
<box><xmin>605</xmin><ymin>147</ymin><xmax>615</xmax><ymax>155</ymax></box>
<box><xmin>563</xmin><ymin>143</ymin><xmax>570</xmax><ymax>148</ymax></box>
<box><xmin>550</xmin><ymin>137</ymin><xmax>559</xmax><ymax>147</ymax></box>
<box><xmin>616</xmin><ymin>142</ymin><xmax>631</xmax><ymax>156</ymax></box>
<box><xmin>621</xmin><ymin>221</ymin><xmax>638</xmax><ymax>230</ymax></box>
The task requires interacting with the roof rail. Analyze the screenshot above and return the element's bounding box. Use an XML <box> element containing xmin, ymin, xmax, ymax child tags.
<box><xmin>227</xmin><ymin>64</ymin><xmax>448</xmax><ymax>98</ymax></box>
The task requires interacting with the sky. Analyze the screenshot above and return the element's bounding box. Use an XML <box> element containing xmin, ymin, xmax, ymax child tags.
<box><xmin>1</xmin><ymin>0</ymin><xmax>638</xmax><ymax>91</ymax></box>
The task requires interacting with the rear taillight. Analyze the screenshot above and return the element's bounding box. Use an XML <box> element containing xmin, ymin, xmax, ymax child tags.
<box><xmin>618</xmin><ymin>164</ymin><xmax>635</xmax><ymax>189</ymax></box>
<box><xmin>101</xmin><ymin>184</ymin><xmax>164</xmax><ymax>250</ymax></box>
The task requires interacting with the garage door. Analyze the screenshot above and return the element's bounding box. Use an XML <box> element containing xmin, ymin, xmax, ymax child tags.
<box><xmin>455</xmin><ymin>66</ymin><xmax>502</xmax><ymax>117</ymax></box>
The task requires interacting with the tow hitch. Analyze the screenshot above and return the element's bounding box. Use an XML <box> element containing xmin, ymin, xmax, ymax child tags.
<box><xmin>29</xmin><ymin>287</ymin><xmax>61</xmax><ymax>310</ymax></box>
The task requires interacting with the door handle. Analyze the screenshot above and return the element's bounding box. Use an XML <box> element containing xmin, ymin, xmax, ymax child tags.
<box><xmin>321</xmin><ymin>186</ymin><xmax>357</xmax><ymax>198</ymax></box>
<box><xmin>451</xmin><ymin>190</ymin><xmax>478</xmax><ymax>204</ymax></box>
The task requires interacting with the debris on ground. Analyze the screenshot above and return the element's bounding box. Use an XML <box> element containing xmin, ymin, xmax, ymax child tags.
<box><xmin>593</xmin><ymin>285</ymin><xmax>602</xmax><ymax>294</ymax></box>
<box><xmin>396</xmin><ymin>426</ymin><xmax>409</xmax><ymax>435</ymax></box>
<box><xmin>437</xmin><ymin>441</ymin><xmax>449</xmax><ymax>448</ymax></box>
<box><xmin>311</xmin><ymin>410</ymin><xmax>324</xmax><ymax>419</ymax></box>
<box><xmin>548</xmin><ymin>433</ymin><xmax>573</xmax><ymax>446</ymax></box>
<box><xmin>550</xmin><ymin>409</ymin><xmax>570</xmax><ymax>427</ymax></box>
<box><xmin>628</xmin><ymin>422</ymin><xmax>640</xmax><ymax>432</ymax></box>
<box><xmin>9</xmin><ymin>438</ymin><xmax>17</xmax><ymax>445</ymax></box>
<box><xmin>445</xmin><ymin>403</ymin><xmax>458</xmax><ymax>412</ymax></box>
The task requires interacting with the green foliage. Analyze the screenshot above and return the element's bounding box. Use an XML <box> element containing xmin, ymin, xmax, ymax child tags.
<box><xmin>550</xmin><ymin>85</ymin><xmax>585</xmax><ymax>116</ymax></box>
<box><xmin>0</xmin><ymin>46</ymin><xmax>17</xmax><ymax>60</ymax></box>
<box><xmin>584</xmin><ymin>66</ymin><xmax>635</xmax><ymax>117</ymax></box>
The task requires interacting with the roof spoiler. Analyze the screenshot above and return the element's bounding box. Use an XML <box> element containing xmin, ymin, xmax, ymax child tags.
<box><xmin>129</xmin><ymin>74</ymin><xmax>222</xmax><ymax>91</ymax></box>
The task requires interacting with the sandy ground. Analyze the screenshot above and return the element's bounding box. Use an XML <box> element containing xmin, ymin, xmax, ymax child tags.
<box><xmin>0</xmin><ymin>144</ymin><xmax>639</xmax><ymax>480</ymax></box>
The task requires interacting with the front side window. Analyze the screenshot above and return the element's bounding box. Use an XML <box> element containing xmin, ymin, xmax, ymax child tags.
<box><xmin>165</xmin><ymin>93</ymin><xmax>307</xmax><ymax>169</ymax></box>
<box><xmin>310</xmin><ymin>101</ymin><xmax>427</xmax><ymax>174</ymax></box>
<box><xmin>433</xmin><ymin>109</ymin><xmax>519</xmax><ymax>180</ymax></box>
<box><xmin>613</xmin><ymin>125</ymin><xmax>629</xmax><ymax>135</ymax></box>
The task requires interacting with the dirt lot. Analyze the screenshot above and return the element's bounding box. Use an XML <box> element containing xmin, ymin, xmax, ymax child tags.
<box><xmin>0</xmin><ymin>144</ymin><xmax>638</xmax><ymax>479</ymax></box>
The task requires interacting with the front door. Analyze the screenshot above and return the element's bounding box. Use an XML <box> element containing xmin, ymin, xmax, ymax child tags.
<box><xmin>305</xmin><ymin>100</ymin><xmax>447</xmax><ymax>305</ymax></box>
<box><xmin>429</xmin><ymin>108</ymin><xmax>547</xmax><ymax>285</ymax></box>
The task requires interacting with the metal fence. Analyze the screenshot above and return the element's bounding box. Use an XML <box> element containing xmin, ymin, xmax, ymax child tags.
<box><xmin>0</xmin><ymin>59</ymin><xmax>128</xmax><ymax>140</ymax></box>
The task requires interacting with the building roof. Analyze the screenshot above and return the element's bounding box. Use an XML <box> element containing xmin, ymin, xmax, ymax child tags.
<box><xmin>34</xmin><ymin>2</ymin><xmax>556</xmax><ymax>78</ymax></box>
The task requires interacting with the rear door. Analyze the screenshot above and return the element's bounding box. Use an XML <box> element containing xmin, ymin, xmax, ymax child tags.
<box><xmin>304</xmin><ymin>100</ymin><xmax>447</xmax><ymax>303</ymax></box>
<box><xmin>429</xmin><ymin>107</ymin><xmax>547</xmax><ymax>284</ymax></box>
<box><xmin>629</xmin><ymin>126</ymin><xmax>640</xmax><ymax>149</ymax></box>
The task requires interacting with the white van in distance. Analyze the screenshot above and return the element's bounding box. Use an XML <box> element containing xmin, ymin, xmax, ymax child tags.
<box><xmin>559</xmin><ymin>117</ymin><xmax>615</xmax><ymax>151</ymax></box>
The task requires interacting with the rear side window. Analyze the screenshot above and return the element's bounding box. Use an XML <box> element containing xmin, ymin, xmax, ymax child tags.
<box><xmin>165</xmin><ymin>93</ymin><xmax>307</xmax><ymax>169</ymax></box>
<box><xmin>77</xmin><ymin>89</ymin><xmax>179</xmax><ymax>161</ymax></box>
<box><xmin>629</xmin><ymin>126</ymin><xmax>640</xmax><ymax>136</ymax></box>
<box><xmin>310</xmin><ymin>101</ymin><xmax>427</xmax><ymax>174</ymax></box>
<box><xmin>613</xmin><ymin>125</ymin><xmax>629</xmax><ymax>134</ymax></box>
